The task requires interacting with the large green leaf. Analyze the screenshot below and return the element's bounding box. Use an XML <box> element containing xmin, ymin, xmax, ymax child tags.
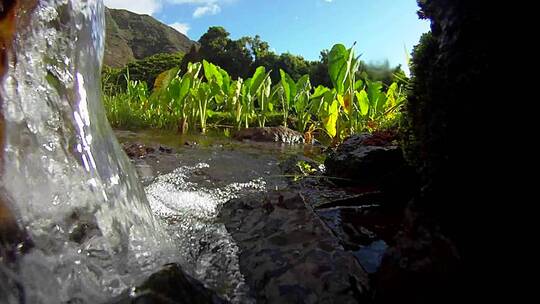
<box><xmin>167</xmin><ymin>77</ymin><xmax>181</xmax><ymax>100</ymax></box>
<box><xmin>296</xmin><ymin>75</ymin><xmax>311</xmax><ymax>91</ymax></box>
<box><xmin>337</xmin><ymin>93</ymin><xmax>353</xmax><ymax>115</ymax></box>
<box><xmin>385</xmin><ymin>82</ymin><xmax>398</xmax><ymax>108</ymax></box>
<box><xmin>323</xmin><ymin>99</ymin><xmax>339</xmax><ymax>138</ymax></box>
<box><xmin>279</xmin><ymin>69</ymin><xmax>297</xmax><ymax>104</ymax></box>
<box><xmin>250</xmin><ymin>66</ymin><xmax>267</xmax><ymax>95</ymax></box>
<box><xmin>356</xmin><ymin>89</ymin><xmax>369</xmax><ymax>116</ymax></box>
<box><xmin>296</xmin><ymin>94</ymin><xmax>307</xmax><ymax>112</ymax></box>
<box><xmin>219</xmin><ymin>66</ymin><xmax>230</xmax><ymax>92</ymax></box>
<box><xmin>243</xmin><ymin>78</ymin><xmax>252</xmax><ymax>94</ymax></box>
<box><xmin>153</xmin><ymin>67</ymin><xmax>180</xmax><ymax>91</ymax></box>
<box><xmin>179</xmin><ymin>77</ymin><xmax>191</xmax><ymax>101</ymax></box>
<box><xmin>311</xmin><ymin>85</ymin><xmax>330</xmax><ymax>101</ymax></box>
<box><xmin>354</xmin><ymin>79</ymin><xmax>364</xmax><ymax>91</ymax></box>
<box><xmin>263</xmin><ymin>76</ymin><xmax>272</xmax><ymax>99</ymax></box>
<box><xmin>328</xmin><ymin>44</ymin><xmax>349</xmax><ymax>94</ymax></box>
<box><xmin>367</xmin><ymin>80</ymin><xmax>384</xmax><ymax>111</ymax></box>
<box><xmin>203</xmin><ymin>60</ymin><xmax>223</xmax><ymax>87</ymax></box>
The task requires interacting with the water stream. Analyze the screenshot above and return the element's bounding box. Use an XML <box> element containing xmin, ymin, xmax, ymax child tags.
<box><xmin>0</xmin><ymin>1</ymin><xmax>175</xmax><ymax>302</ymax></box>
<box><xmin>116</xmin><ymin>129</ymin><xmax>312</xmax><ymax>302</ymax></box>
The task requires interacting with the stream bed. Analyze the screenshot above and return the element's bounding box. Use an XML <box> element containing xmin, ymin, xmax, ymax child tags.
<box><xmin>116</xmin><ymin>129</ymin><xmax>398</xmax><ymax>303</ymax></box>
<box><xmin>115</xmin><ymin>129</ymin><xmax>322</xmax><ymax>302</ymax></box>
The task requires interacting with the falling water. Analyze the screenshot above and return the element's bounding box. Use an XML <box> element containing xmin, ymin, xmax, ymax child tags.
<box><xmin>0</xmin><ymin>1</ymin><xmax>176</xmax><ymax>302</ymax></box>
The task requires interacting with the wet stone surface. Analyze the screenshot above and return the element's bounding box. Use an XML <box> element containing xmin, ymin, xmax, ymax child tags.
<box><xmin>116</xmin><ymin>130</ymin><xmax>412</xmax><ymax>303</ymax></box>
<box><xmin>108</xmin><ymin>263</ymin><xmax>228</xmax><ymax>304</ymax></box>
<box><xmin>324</xmin><ymin>133</ymin><xmax>406</xmax><ymax>186</ymax></box>
<box><xmin>219</xmin><ymin>191</ymin><xmax>371</xmax><ymax>303</ymax></box>
<box><xmin>233</xmin><ymin>127</ymin><xmax>304</xmax><ymax>144</ymax></box>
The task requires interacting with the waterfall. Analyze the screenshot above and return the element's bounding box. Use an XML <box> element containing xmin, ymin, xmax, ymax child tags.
<box><xmin>0</xmin><ymin>1</ymin><xmax>175</xmax><ymax>302</ymax></box>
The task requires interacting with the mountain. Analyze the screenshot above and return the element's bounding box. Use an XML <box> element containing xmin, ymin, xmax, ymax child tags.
<box><xmin>104</xmin><ymin>7</ymin><xmax>197</xmax><ymax>67</ymax></box>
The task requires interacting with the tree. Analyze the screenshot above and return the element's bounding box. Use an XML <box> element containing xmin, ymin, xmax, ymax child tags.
<box><xmin>309</xmin><ymin>50</ymin><xmax>332</xmax><ymax>87</ymax></box>
<box><xmin>102</xmin><ymin>52</ymin><xmax>185</xmax><ymax>92</ymax></box>
<box><xmin>358</xmin><ymin>60</ymin><xmax>408</xmax><ymax>87</ymax></box>
<box><xmin>185</xmin><ymin>26</ymin><xmax>253</xmax><ymax>79</ymax></box>
<box><xmin>243</xmin><ymin>35</ymin><xmax>270</xmax><ymax>62</ymax></box>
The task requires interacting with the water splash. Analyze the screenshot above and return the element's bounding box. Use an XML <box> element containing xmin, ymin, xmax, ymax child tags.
<box><xmin>0</xmin><ymin>1</ymin><xmax>175</xmax><ymax>302</ymax></box>
<box><xmin>146</xmin><ymin>163</ymin><xmax>264</xmax><ymax>303</ymax></box>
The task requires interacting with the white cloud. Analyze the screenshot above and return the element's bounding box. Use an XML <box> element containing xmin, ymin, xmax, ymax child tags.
<box><xmin>104</xmin><ymin>0</ymin><xmax>162</xmax><ymax>15</ymax></box>
<box><xmin>324</xmin><ymin>0</ymin><xmax>333</xmax><ymax>2</ymax></box>
<box><xmin>193</xmin><ymin>3</ymin><xmax>221</xmax><ymax>18</ymax></box>
<box><xmin>167</xmin><ymin>0</ymin><xmax>233</xmax><ymax>4</ymax></box>
<box><xmin>169</xmin><ymin>22</ymin><xmax>191</xmax><ymax>35</ymax></box>
<box><xmin>104</xmin><ymin>0</ymin><xmax>233</xmax><ymax>18</ymax></box>
<box><xmin>167</xmin><ymin>0</ymin><xmax>233</xmax><ymax>18</ymax></box>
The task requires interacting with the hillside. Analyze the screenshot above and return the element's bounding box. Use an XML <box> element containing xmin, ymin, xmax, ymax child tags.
<box><xmin>104</xmin><ymin>7</ymin><xmax>197</xmax><ymax>67</ymax></box>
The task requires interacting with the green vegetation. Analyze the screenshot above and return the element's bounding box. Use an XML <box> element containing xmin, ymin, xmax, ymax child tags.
<box><xmin>102</xmin><ymin>52</ymin><xmax>185</xmax><ymax>93</ymax></box>
<box><xmin>178</xmin><ymin>26</ymin><xmax>405</xmax><ymax>88</ymax></box>
<box><xmin>104</xmin><ymin>43</ymin><xmax>407</xmax><ymax>143</ymax></box>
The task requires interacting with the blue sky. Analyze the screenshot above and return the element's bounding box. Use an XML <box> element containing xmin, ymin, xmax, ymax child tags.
<box><xmin>104</xmin><ymin>0</ymin><xmax>430</xmax><ymax>73</ymax></box>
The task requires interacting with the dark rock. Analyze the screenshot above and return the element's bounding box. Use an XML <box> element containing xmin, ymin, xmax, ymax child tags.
<box><xmin>220</xmin><ymin>191</ymin><xmax>370</xmax><ymax>303</ymax></box>
<box><xmin>301</xmin><ymin>186</ymin><xmax>402</xmax><ymax>275</ymax></box>
<box><xmin>109</xmin><ymin>263</ymin><xmax>228</xmax><ymax>304</ymax></box>
<box><xmin>374</xmin><ymin>206</ymin><xmax>461</xmax><ymax>304</ymax></box>
<box><xmin>122</xmin><ymin>143</ymin><xmax>154</xmax><ymax>158</ymax></box>
<box><xmin>374</xmin><ymin>0</ymin><xmax>489</xmax><ymax>302</ymax></box>
<box><xmin>233</xmin><ymin>127</ymin><xmax>304</xmax><ymax>144</ymax></box>
<box><xmin>122</xmin><ymin>142</ymin><xmax>173</xmax><ymax>159</ymax></box>
<box><xmin>158</xmin><ymin>146</ymin><xmax>172</xmax><ymax>153</ymax></box>
<box><xmin>279</xmin><ymin>155</ymin><xmax>322</xmax><ymax>177</ymax></box>
<box><xmin>324</xmin><ymin>134</ymin><xmax>406</xmax><ymax>186</ymax></box>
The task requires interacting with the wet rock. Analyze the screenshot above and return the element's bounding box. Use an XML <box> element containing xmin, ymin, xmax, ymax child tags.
<box><xmin>374</xmin><ymin>206</ymin><xmax>462</xmax><ymax>304</ymax></box>
<box><xmin>158</xmin><ymin>146</ymin><xmax>173</xmax><ymax>153</ymax></box>
<box><xmin>279</xmin><ymin>155</ymin><xmax>323</xmax><ymax>177</ymax></box>
<box><xmin>324</xmin><ymin>134</ymin><xmax>406</xmax><ymax>186</ymax></box>
<box><xmin>184</xmin><ymin>141</ymin><xmax>197</xmax><ymax>147</ymax></box>
<box><xmin>300</xmin><ymin>185</ymin><xmax>402</xmax><ymax>275</ymax></box>
<box><xmin>109</xmin><ymin>263</ymin><xmax>228</xmax><ymax>304</ymax></box>
<box><xmin>122</xmin><ymin>142</ymin><xmax>155</xmax><ymax>158</ymax></box>
<box><xmin>122</xmin><ymin>142</ymin><xmax>173</xmax><ymax>159</ymax></box>
<box><xmin>220</xmin><ymin>191</ymin><xmax>370</xmax><ymax>303</ymax></box>
<box><xmin>233</xmin><ymin>127</ymin><xmax>304</xmax><ymax>144</ymax></box>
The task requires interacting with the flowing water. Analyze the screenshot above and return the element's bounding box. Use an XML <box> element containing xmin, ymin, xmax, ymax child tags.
<box><xmin>115</xmin><ymin>129</ymin><xmax>317</xmax><ymax>302</ymax></box>
<box><xmin>1</xmin><ymin>1</ymin><xmax>181</xmax><ymax>302</ymax></box>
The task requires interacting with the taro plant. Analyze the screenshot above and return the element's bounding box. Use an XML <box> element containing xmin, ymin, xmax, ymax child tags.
<box><xmin>166</xmin><ymin>72</ymin><xmax>192</xmax><ymax>132</ymax></box>
<box><xmin>310</xmin><ymin>85</ymin><xmax>339</xmax><ymax>140</ymax></box>
<box><xmin>292</xmin><ymin>74</ymin><xmax>312</xmax><ymax>133</ymax></box>
<box><xmin>255</xmin><ymin>75</ymin><xmax>273</xmax><ymax>127</ymax></box>
<box><xmin>196</xmin><ymin>82</ymin><xmax>213</xmax><ymax>134</ymax></box>
<box><xmin>229</xmin><ymin>78</ymin><xmax>244</xmax><ymax>129</ymax></box>
<box><xmin>279</xmin><ymin>69</ymin><xmax>296</xmax><ymax>128</ymax></box>
<box><xmin>235</xmin><ymin>66</ymin><xmax>270</xmax><ymax>129</ymax></box>
<box><xmin>248</xmin><ymin>66</ymin><xmax>271</xmax><ymax>128</ymax></box>
<box><xmin>102</xmin><ymin>42</ymin><xmax>408</xmax><ymax>142</ymax></box>
<box><xmin>328</xmin><ymin>43</ymin><xmax>362</xmax><ymax>136</ymax></box>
